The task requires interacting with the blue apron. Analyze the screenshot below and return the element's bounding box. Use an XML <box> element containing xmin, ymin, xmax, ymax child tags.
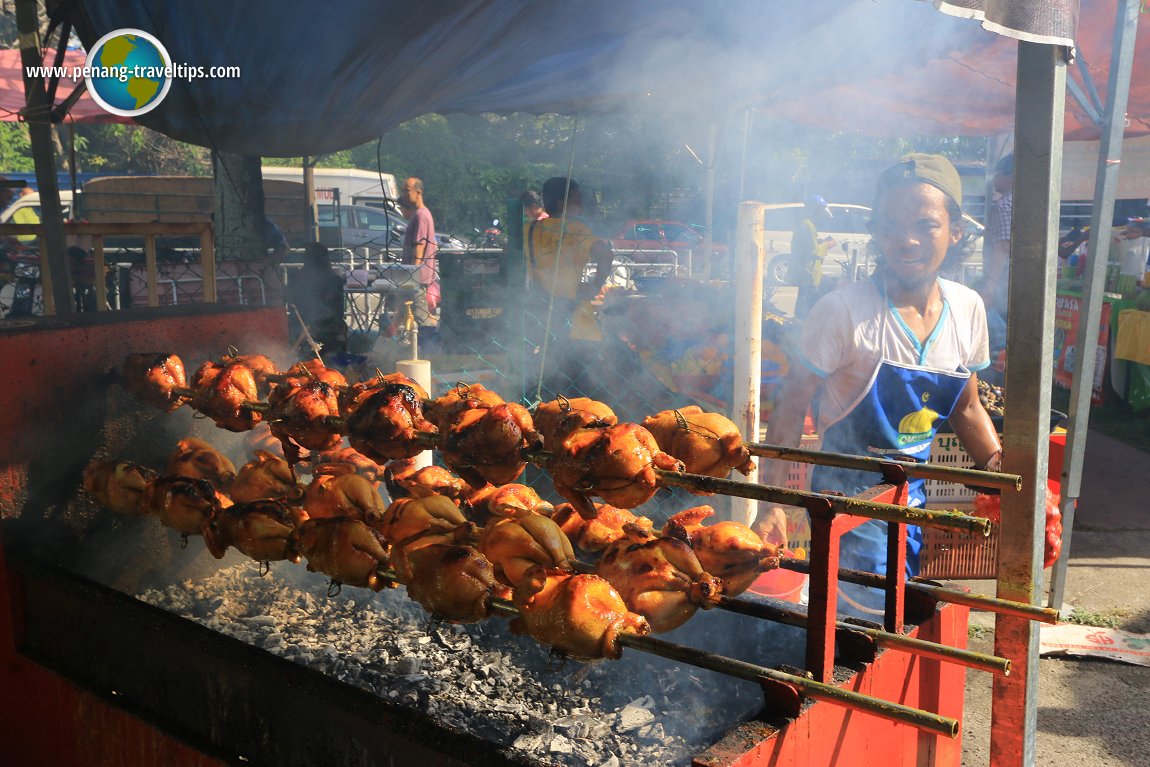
<box><xmin>809</xmin><ymin>299</ymin><xmax>971</xmax><ymax>615</ymax></box>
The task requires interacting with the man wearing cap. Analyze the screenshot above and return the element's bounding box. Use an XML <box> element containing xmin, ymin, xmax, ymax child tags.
<box><xmin>754</xmin><ymin>153</ymin><xmax>1002</xmax><ymax>616</ymax></box>
<box><xmin>790</xmin><ymin>195</ymin><xmax>836</xmax><ymax>320</ymax></box>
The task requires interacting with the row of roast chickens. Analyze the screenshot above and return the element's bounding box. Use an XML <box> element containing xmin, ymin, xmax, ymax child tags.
<box><xmin>89</xmin><ymin>358</ymin><xmax>783</xmax><ymax>661</ymax></box>
<box><xmin>121</xmin><ymin>351</ymin><xmax>759</xmax><ymax>521</ymax></box>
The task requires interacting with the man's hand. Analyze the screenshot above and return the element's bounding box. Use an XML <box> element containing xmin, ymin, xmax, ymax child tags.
<box><xmin>752</xmin><ymin>505</ymin><xmax>789</xmax><ymax>548</ymax></box>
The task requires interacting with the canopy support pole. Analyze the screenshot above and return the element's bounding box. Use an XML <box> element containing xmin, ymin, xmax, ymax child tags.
<box><xmin>730</xmin><ymin>202</ymin><xmax>765</xmax><ymax>526</ymax></box>
<box><xmin>1048</xmin><ymin>0</ymin><xmax>1142</xmax><ymax>614</ymax></box>
<box><xmin>990</xmin><ymin>39</ymin><xmax>1066</xmax><ymax>767</ymax></box>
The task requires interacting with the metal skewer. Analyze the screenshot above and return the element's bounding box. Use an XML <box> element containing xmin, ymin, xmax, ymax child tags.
<box><xmin>653</xmin><ymin>468</ymin><xmax>992</xmax><ymax>536</ymax></box>
<box><xmin>778</xmin><ymin>557</ymin><xmax>1059</xmax><ymax>624</ymax></box>
<box><xmin>566</xmin><ymin>559</ymin><xmax>1008</xmax><ymax>675</ymax></box>
<box><xmin>715</xmin><ymin>594</ymin><xmax>1010</xmax><ymax>675</ymax></box>
<box><xmin>746</xmin><ymin>441</ymin><xmax>1021</xmax><ymax>491</ymax></box>
<box><xmin>486</xmin><ymin>597</ymin><xmax>958</xmax><ymax>737</ymax></box>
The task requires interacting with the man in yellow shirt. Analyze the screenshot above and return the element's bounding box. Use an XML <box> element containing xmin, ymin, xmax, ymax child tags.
<box><xmin>524</xmin><ymin>177</ymin><xmax>613</xmax><ymax>395</ymax></box>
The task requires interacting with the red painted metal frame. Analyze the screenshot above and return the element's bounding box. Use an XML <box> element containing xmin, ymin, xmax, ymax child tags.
<box><xmin>804</xmin><ymin>479</ymin><xmax>910</xmax><ymax>683</ymax></box>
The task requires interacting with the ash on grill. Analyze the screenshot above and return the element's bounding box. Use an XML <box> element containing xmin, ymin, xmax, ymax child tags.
<box><xmin>138</xmin><ymin>559</ymin><xmax>770</xmax><ymax>766</ymax></box>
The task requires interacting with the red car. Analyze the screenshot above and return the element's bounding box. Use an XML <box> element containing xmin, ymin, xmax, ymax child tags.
<box><xmin>608</xmin><ymin>220</ymin><xmax>726</xmax><ymax>272</ymax></box>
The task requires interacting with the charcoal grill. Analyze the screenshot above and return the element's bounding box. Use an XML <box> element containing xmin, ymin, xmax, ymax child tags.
<box><xmin>0</xmin><ymin>308</ymin><xmax>1052</xmax><ymax>767</ymax></box>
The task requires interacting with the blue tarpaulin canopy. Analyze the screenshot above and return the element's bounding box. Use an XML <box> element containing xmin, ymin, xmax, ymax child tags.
<box><xmin>61</xmin><ymin>0</ymin><xmax>1119</xmax><ymax>156</ymax></box>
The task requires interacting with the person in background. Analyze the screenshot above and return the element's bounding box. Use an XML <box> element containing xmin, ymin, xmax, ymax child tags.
<box><xmin>521</xmin><ymin>190</ymin><xmax>548</xmax><ymax>225</ymax></box>
<box><xmin>979</xmin><ymin>153</ymin><xmax>1013</xmax><ymax>359</ymax></box>
<box><xmin>753</xmin><ymin>153</ymin><xmax>1001</xmax><ymax>616</ymax></box>
<box><xmin>524</xmin><ymin>176</ymin><xmax>614</xmax><ymax>397</ymax></box>
<box><xmin>264</xmin><ymin>216</ymin><xmax>290</xmax><ymax>260</ymax></box>
<box><xmin>286</xmin><ymin>242</ymin><xmax>347</xmax><ymax>360</ymax></box>
<box><xmin>790</xmin><ymin>195</ymin><xmax>836</xmax><ymax>320</ymax></box>
<box><xmin>11</xmin><ymin>187</ymin><xmax>40</xmax><ymax>245</ymax></box>
<box><xmin>400</xmin><ymin>176</ymin><xmax>439</xmax><ymax>326</ymax></box>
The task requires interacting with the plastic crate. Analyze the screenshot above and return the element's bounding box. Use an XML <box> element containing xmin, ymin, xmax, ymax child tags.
<box><xmin>919</xmin><ymin>505</ymin><xmax>999</xmax><ymax>579</ymax></box>
<box><xmin>922</xmin><ymin>432</ymin><xmax>984</xmax><ymax>505</ymax></box>
<box><xmin>781</xmin><ymin>435</ymin><xmax>819</xmax><ymax>553</ymax></box>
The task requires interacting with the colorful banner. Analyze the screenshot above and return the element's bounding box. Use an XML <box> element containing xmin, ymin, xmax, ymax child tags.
<box><xmin>1053</xmin><ymin>292</ymin><xmax>1113</xmax><ymax>405</ymax></box>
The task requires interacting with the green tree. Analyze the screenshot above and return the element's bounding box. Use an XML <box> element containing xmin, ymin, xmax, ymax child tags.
<box><xmin>0</xmin><ymin>123</ymin><xmax>34</xmax><ymax>171</ymax></box>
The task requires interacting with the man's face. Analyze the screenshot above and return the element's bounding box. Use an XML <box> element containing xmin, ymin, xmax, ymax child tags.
<box><xmin>402</xmin><ymin>179</ymin><xmax>419</xmax><ymax>207</ymax></box>
<box><xmin>872</xmin><ymin>183</ymin><xmax>960</xmax><ymax>291</ymax></box>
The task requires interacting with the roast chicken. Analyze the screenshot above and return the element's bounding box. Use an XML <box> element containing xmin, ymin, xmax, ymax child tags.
<box><xmin>478</xmin><ymin>515</ymin><xmax>576</xmax><ymax>588</ymax></box>
<box><xmin>373</xmin><ymin>494</ymin><xmax>469</xmax><ymax>546</ymax></box>
<box><xmin>383</xmin><ymin>459</ymin><xmax>471</xmax><ymax>502</ymax></box>
<box><xmin>533</xmin><ymin>396</ymin><xmax>617</xmax><ymax>449</ymax></box>
<box><xmin>121</xmin><ymin>352</ymin><xmax>190</xmax><ymax>412</ymax></box>
<box><xmin>596</xmin><ymin>524</ymin><xmax>722</xmax><ymax>633</ymax></box>
<box><xmin>340</xmin><ymin>372</ymin><xmax>428</xmax><ymax>418</ymax></box>
<box><xmin>511</xmin><ymin>567</ymin><xmax>651</xmax><ymax>661</ymax></box>
<box><xmin>312</xmin><ymin>447</ymin><xmax>386</xmax><ymax>484</ymax></box>
<box><xmin>642</xmin><ymin>406</ymin><xmax>754</xmax><ymax>481</ymax></box>
<box><xmin>664</xmin><ymin>506</ymin><xmax>780</xmax><ymax>596</ymax></box>
<box><xmin>82</xmin><ymin>459</ymin><xmax>157</xmax><ymax>516</ymax></box>
<box><xmin>266</xmin><ymin>379</ymin><xmax>343</xmax><ymax>454</ymax></box>
<box><xmin>228</xmin><ymin>353</ymin><xmax>280</xmax><ymax>395</ymax></box>
<box><xmin>549</xmin><ymin>423</ymin><xmax>684</xmax><ymax>519</ymax></box>
<box><xmin>345</xmin><ymin>382</ymin><xmax>438</xmax><ymax>463</ymax></box>
<box><xmin>552</xmin><ymin>502</ymin><xmax>654</xmax><ymax>554</ymax></box>
<box><xmin>140</xmin><ymin>475</ymin><xmax>226</xmax><ymax>536</ymax></box>
<box><xmin>466</xmin><ymin>483</ymin><xmax>554</xmax><ymax>522</ymax></box>
<box><xmin>302</xmin><ymin>465</ymin><xmax>386</xmax><ymax>522</ymax></box>
<box><xmin>203</xmin><ymin>500</ymin><xmax>299</xmax><ymax>561</ymax></box>
<box><xmin>388</xmin><ymin>522</ymin><xmax>481</xmax><ymax>584</ymax></box>
<box><xmin>424</xmin><ymin>383</ymin><xmax>505</xmax><ymax>428</ymax></box>
<box><xmin>281</xmin><ymin>359</ymin><xmax>348</xmax><ymax>390</ymax></box>
<box><xmin>190</xmin><ymin>360</ymin><xmax>263</xmax><ymax>432</ymax></box>
<box><xmin>165</xmin><ymin>437</ymin><xmax>237</xmax><ymax>489</ymax></box>
<box><xmin>287</xmin><ymin>517</ymin><xmax>390</xmax><ymax>590</ymax></box>
<box><xmin>403</xmin><ymin>544</ymin><xmax>508</xmax><ymax>623</ymax></box>
<box><xmin>439</xmin><ymin>402</ymin><xmax>541</xmax><ymax>487</ymax></box>
<box><xmin>230</xmin><ymin>450</ymin><xmax>302</xmax><ymax>503</ymax></box>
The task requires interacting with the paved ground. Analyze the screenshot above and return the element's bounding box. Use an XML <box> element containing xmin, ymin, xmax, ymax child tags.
<box><xmin>958</xmin><ymin>428</ymin><xmax>1150</xmax><ymax>767</ymax></box>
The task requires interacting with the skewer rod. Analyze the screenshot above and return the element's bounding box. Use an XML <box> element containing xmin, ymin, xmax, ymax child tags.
<box><xmin>618</xmin><ymin>632</ymin><xmax>958</xmax><ymax>737</ymax></box>
<box><xmin>654</xmin><ymin>469</ymin><xmax>991</xmax><ymax>535</ymax></box>
<box><xmin>779</xmin><ymin>557</ymin><xmax>1058</xmax><ymax>624</ymax></box>
<box><xmin>485</xmin><ymin>596</ymin><xmax>957</xmax><ymax>737</ymax></box>
<box><xmin>746</xmin><ymin>441</ymin><xmax>1022</xmax><ymax>491</ymax></box>
<box><xmin>716</xmin><ymin>595</ymin><xmax>1010</xmax><ymax>675</ymax></box>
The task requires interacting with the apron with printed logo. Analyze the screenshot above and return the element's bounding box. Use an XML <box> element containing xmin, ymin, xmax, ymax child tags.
<box><xmin>809</xmin><ymin>297</ymin><xmax>970</xmax><ymax>614</ymax></box>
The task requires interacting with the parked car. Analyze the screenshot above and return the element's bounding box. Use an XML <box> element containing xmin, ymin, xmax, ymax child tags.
<box><xmin>315</xmin><ymin>203</ymin><xmax>405</xmax><ymax>251</ymax></box>
<box><xmin>761</xmin><ymin>202</ymin><xmax>984</xmax><ymax>286</ymax></box>
<box><xmin>609</xmin><ymin>219</ymin><xmax>726</xmax><ymax>271</ymax></box>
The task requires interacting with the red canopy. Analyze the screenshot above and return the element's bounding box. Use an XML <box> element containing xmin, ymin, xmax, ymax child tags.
<box><xmin>0</xmin><ymin>48</ymin><xmax>129</xmax><ymax>124</ymax></box>
<box><xmin>767</xmin><ymin>0</ymin><xmax>1150</xmax><ymax>140</ymax></box>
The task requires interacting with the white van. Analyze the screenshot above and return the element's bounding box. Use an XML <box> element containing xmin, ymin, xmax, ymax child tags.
<box><xmin>261</xmin><ymin>166</ymin><xmax>399</xmax><ymax>211</ymax></box>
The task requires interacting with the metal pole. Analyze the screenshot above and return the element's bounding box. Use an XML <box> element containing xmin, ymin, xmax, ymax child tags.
<box><xmin>486</xmin><ymin>598</ymin><xmax>959</xmax><ymax>738</ymax></box>
<box><xmin>746</xmin><ymin>441</ymin><xmax>1022</xmax><ymax>490</ymax></box>
<box><xmin>1048</xmin><ymin>0</ymin><xmax>1142</xmax><ymax>614</ymax></box>
<box><xmin>991</xmin><ymin>40</ymin><xmax>1067</xmax><ymax>767</ymax></box>
<box><xmin>731</xmin><ymin>202</ymin><xmax>766</xmax><ymax>525</ymax></box>
<box><xmin>654</xmin><ymin>469</ymin><xmax>991</xmax><ymax>535</ymax></box>
<box><xmin>703</xmin><ymin>122</ymin><xmax>717</xmax><ymax>280</ymax></box>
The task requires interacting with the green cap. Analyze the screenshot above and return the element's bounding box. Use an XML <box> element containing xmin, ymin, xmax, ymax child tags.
<box><xmin>877</xmin><ymin>153</ymin><xmax>963</xmax><ymax>209</ymax></box>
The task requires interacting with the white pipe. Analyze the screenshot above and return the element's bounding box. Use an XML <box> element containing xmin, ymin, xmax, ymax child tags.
<box><xmin>397</xmin><ymin>357</ymin><xmax>433</xmax><ymax>470</ymax></box>
<box><xmin>731</xmin><ymin>202</ymin><xmax>765</xmax><ymax>525</ymax></box>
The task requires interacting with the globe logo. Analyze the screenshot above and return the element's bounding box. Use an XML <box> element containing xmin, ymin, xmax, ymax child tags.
<box><xmin>85</xmin><ymin>29</ymin><xmax>172</xmax><ymax>117</ymax></box>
